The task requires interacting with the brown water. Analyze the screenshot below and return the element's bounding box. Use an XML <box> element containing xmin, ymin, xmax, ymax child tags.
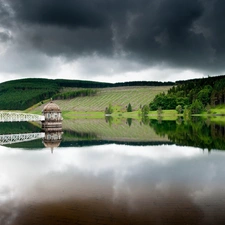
<box><xmin>1</xmin><ymin>144</ymin><xmax>225</xmax><ymax>225</ymax></box>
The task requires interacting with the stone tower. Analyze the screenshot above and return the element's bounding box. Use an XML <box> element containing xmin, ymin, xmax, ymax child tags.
<box><xmin>42</xmin><ymin>101</ymin><xmax>63</xmax><ymax>131</ymax></box>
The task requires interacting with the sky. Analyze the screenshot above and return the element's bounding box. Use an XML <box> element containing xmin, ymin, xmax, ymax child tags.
<box><xmin>0</xmin><ymin>0</ymin><xmax>225</xmax><ymax>83</ymax></box>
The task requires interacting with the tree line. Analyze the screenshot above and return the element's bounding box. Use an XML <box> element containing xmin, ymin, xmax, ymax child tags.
<box><xmin>149</xmin><ymin>75</ymin><xmax>225</xmax><ymax>114</ymax></box>
<box><xmin>52</xmin><ymin>89</ymin><xmax>97</xmax><ymax>100</ymax></box>
<box><xmin>55</xmin><ymin>79</ymin><xmax>174</xmax><ymax>88</ymax></box>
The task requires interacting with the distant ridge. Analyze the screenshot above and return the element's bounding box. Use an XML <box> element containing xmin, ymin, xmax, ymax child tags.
<box><xmin>0</xmin><ymin>78</ymin><xmax>174</xmax><ymax>110</ymax></box>
<box><xmin>55</xmin><ymin>79</ymin><xmax>174</xmax><ymax>88</ymax></box>
<box><xmin>0</xmin><ymin>75</ymin><xmax>225</xmax><ymax>110</ymax></box>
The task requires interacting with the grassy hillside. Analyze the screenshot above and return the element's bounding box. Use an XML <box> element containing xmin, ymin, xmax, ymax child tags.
<box><xmin>1</xmin><ymin>75</ymin><xmax>225</xmax><ymax>112</ymax></box>
<box><xmin>32</xmin><ymin>86</ymin><xmax>171</xmax><ymax>112</ymax></box>
<box><xmin>0</xmin><ymin>78</ymin><xmax>173</xmax><ymax>110</ymax></box>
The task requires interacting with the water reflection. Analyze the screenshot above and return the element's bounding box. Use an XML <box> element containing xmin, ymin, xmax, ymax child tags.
<box><xmin>0</xmin><ymin>122</ymin><xmax>63</xmax><ymax>152</ymax></box>
<box><xmin>3</xmin><ymin>118</ymin><xmax>225</xmax><ymax>151</ymax></box>
<box><xmin>149</xmin><ymin>118</ymin><xmax>225</xmax><ymax>151</ymax></box>
<box><xmin>42</xmin><ymin>130</ymin><xmax>63</xmax><ymax>153</ymax></box>
<box><xmin>1</xmin><ymin>119</ymin><xmax>225</xmax><ymax>224</ymax></box>
<box><xmin>126</xmin><ymin>118</ymin><xmax>132</xmax><ymax>127</ymax></box>
<box><xmin>1</xmin><ymin>144</ymin><xmax>225</xmax><ymax>224</ymax></box>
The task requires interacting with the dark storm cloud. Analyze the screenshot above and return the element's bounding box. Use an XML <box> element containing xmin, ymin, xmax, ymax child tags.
<box><xmin>4</xmin><ymin>0</ymin><xmax>225</xmax><ymax>73</ymax></box>
<box><xmin>6</xmin><ymin>0</ymin><xmax>147</xmax><ymax>57</ymax></box>
<box><xmin>10</xmin><ymin>0</ymin><xmax>108</xmax><ymax>29</ymax></box>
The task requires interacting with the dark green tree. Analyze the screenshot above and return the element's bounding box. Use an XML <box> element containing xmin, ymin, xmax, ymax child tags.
<box><xmin>105</xmin><ymin>103</ymin><xmax>113</xmax><ymax>114</ymax></box>
<box><xmin>142</xmin><ymin>104</ymin><xmax>150</xmax><ymax>116</ymax></box>
<box><xmin>127</xmin><ymin>103</ymin><xmax>132</xmax><ymax>112</ymax></box>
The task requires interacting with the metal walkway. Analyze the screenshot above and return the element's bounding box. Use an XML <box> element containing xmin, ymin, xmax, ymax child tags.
<box><xmin>0</xmin><ymin>111</ymin><xmax>45</xmax><ymax>122</ymax></box>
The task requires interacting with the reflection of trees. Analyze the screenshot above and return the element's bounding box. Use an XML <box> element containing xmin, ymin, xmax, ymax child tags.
<box><xmin>149</xmin><ymin>118</ymin><xmax>225</xmax><ymax>151</ymax></box>
<box><xmin>141</xmin><ymin>116</ymin><xmax>149</xmax><ymax>125</ymax></box>
<box><xmin>127</xmin><ymin>118</ymin><xmax>132</xmax><ymax>127</ymax></box>
<box><xmin>0</xmin><ymin>122</ymin><xmax>41</xmax><ymax>135</ymax></box>
<box><xmin>105</xmin><ymin>116</ymin><xmax>113</xmax><ymax>126</ymax></box>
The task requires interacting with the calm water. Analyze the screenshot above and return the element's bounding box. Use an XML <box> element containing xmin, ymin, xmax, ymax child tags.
<box><xmin>1</xmin><ymin>119</ymin><xmax>225</xmax><ymax>225</ymax></box>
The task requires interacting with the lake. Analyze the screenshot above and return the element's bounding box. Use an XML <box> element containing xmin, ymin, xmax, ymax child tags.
<box><xmin>1</xmin><ymin>118</ymin><xmax>225</xmax><ymax>225</ymax></box>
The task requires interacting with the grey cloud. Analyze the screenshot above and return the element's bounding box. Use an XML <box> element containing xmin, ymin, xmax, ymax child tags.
<box><xmin>0</xmin><ymin>44</ymin><xmax>56</xmax><ymax>75</ymax></box>
<box><xmin>0</xmin><ymin>0</ymin><xmax>14</xmax><ymax>27</ymax></box>
<box><xmin>0</xmin><ymin>30</ymin><xmax>11</xmax><ymax>42</ymax></box>
<box><xmin>2</xmin><ymin>0</ymin><xmax>225</xmax><ymax>76</ymax></box>
<box><xmin>26</xmin><ymin>25</ymin><xmax>113</xmax><ymax>57</ymax></box>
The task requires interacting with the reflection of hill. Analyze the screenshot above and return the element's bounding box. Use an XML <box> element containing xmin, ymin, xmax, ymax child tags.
<box><xmin>4</xmin><ymin>139</ymin><xmax>44</xmax><ymax>149</ymax></box>
<box><xmin>149</xmin><ymin>118</ymin><xmax>225</xmax><ymax>151</ymax></box>
<box><xmin>62</xmin><ymin>119</ymin><xmax>169</xmax><ymax>143</ymax></box>
<box><xmin>3</xmin><ymin>119</ymin><xmax>171</xmax><ymax>149</ymax></box>
<box><xmin>60</xmin><ymin>140</ymin><xmax>172</xmax><ymax>147</ymax></box>
<box><xmin>4</xmin><ymin>119</ymin><xmax>225</xmax><ymax>150</ymax></box>
<box><xmin>63</xmin><ymin>130</ymin><xmax>98</xmax><ymax>141</ymax></box>
<box><xmin>0</xmin><ymin>122</ymin><xmax>41</xmax><ymax>135</ymax></box>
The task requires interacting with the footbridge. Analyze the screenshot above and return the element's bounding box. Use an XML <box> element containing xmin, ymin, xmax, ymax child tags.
<box><xmin>0</xmin><ymin>112</ymin><xmax>45</xmax><ymax>122</ymax></box>
<box><xmin>0</xmin><ymin>132</ymin><xmax>45</xmax><ymax>145</ymax></box>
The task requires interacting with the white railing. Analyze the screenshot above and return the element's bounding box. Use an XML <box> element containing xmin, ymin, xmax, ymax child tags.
<box><xmin>0</xmin><ymin>132</ymin><xmax>45</xmax><ymax>145</ymax></box>
<box><xmin>0</xmin><ymin>112</ymin><xmax>45</xmax><ymax>122</ymax></box>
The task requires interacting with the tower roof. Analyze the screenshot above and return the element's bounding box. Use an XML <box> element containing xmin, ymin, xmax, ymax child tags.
<box><xmin>43</xmin><ymin>101</ymin><xmax>61</xmax><ymax>112</ymax></box>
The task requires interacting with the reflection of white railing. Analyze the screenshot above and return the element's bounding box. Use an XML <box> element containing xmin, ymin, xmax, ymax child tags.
<box><xmin>0</xmin><ymin>133</ymin><xmax>45</xmax><ymax>145</ymax></box>
<box><xmin>0</xmin><ymin>112</ymin><xmax>45</xmax><ymax>122</ymax></box>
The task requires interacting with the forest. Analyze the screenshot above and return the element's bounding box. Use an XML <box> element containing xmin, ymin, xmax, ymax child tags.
<box><xmin>149</xmin><ymin>75</ymin><xmax>225</xmax><ymax>113</ymax></box>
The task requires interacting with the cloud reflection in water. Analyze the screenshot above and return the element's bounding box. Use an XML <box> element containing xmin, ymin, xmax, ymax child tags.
<box><xmin>0</xmin><ymin>144</ymin><xmax>225</xmax><ymax>224</ymax></box>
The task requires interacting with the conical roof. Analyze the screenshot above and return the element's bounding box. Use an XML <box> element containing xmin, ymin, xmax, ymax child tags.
<box><xmin>43</xmin><ymin>101</ymin><xmax>61</xmax><ymax>112</ymax></box>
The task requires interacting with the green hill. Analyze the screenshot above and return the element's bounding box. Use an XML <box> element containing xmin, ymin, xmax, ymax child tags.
<box><xmin>32</xmin><ymin>86</ymin><xmax>171</xmax><ymax>113</ymax></box>
<box><xmin>0</xmin><ymin>78</ymin><xmax>59</xmax><ymax>110</ymax></box>
<box><xmin>2</xmin><ymin>75</ymin><xmax>225</xmax><ymax>112</ymax></box>
<box><xmin>0</xmin><ymin>78</ymin><xmax>173</xmax><ymax>110</ymax></box>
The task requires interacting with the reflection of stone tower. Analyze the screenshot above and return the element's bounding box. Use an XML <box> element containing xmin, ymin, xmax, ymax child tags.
<box><xmin>43</xmin><ymin>131</ymin><xmax>63</xmax><ymax>153</ymax></box>
<box><xmin>42</xmin><ymin>101</ymin><xmax>63</xmax><ymax>131</ymax></box>
<box><xmin>42</xmin><ymin>101</ymin><xmax>63</xmax><ymax>153</ymax></box>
